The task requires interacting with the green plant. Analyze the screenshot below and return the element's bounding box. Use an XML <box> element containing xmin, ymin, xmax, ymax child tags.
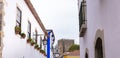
<box><xmin>39</xmin><ymin>49</ymin><xmax>46</xmax><ymax>56</ymax></box>
<box><xmin>21</xmin><ymin>33</ymin><xmax>26</xmax><ymax>38</ymax></box>
<box><xmin>68</xmin><ymin>44</ymin><xmax>80</xmax><ymax>52</ymax></box>
<box><xmin>30</xmin><ymin>40</ymin><xmax>35</xmax><ymax>46</ymax></box>
<box><xmin>40</xmin><ymin>46</ymin><xmax>42</xmax><ymax>49</ymax></box>
<box><xmin>40</xmin><ymin>49</ymin><xmax>45</xmax><ymax>54</ymax></box>
<box><xmin>37</xmin><ymin>47</ymin><xmax>41</xmax><ymax>50</ymax></box>
<box><xmin>34</xmin><ymin>43</ymin><xmax>39</xmax><ymax>49</ymax></box>
<box><xmin>44</xmin><ymin>53</ymin><xmax>47</xmax><ymax>56</ymax></box>
<box><xmin>27</xmin><ymin>38</ymin><xmax>32</xmax><ymax>43</ymax></box>
<box><xmin>15</xmin><ymin>26</ymin><xmax>21</xmax><ymax>34</ymax></box>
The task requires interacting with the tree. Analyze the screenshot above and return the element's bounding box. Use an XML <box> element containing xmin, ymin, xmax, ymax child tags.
<box><xmin>68</xmin><ymin>44</ymin><xmax>80</xmax><ymax>52</ymax></box>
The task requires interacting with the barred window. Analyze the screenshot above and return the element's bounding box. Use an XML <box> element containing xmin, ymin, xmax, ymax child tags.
<box><xmin>16</xmin><ymin>7</ymin><xmax>22</xmax><ymax>27</ymax></box>
<box><xmin>0</xmin><ymin>2</ymin><xmax>3</xmax><ymax>47</ymax></box>
<box><xmin>0</xmin><ymin>2</ymin><xmax>3</xmax><ymax>9</ymax></box>
<box><xmin>0</xmin><ymin>34</ymin><xmax>1</xmax><ymax>46</ymax></box>
<box><xmin>28</xmin><ymin>21</ymin><xmax>31</xmax><ymax>39</ymax></box>
<box><xmin>35</xmin><ymin>30</ymin><xmax>38</xmax><ymax>43</ymax></box>
<box><xmin>0</xmin><ymin>14</ymin><xmax>2</xmax><ymax>31</ymax></box>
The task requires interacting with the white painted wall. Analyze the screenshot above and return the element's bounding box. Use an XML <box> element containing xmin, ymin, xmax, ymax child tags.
<box><xmin>3</xmin><ymin>0</ymin><xmax>46</xmax><ymax>58</ymax></box>
<box><xmin>79</xmin><ymin>0</ymin><xmax>120</xmax><ymax>58</ymax></box>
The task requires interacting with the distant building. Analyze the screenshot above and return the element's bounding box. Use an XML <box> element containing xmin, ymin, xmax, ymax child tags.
<box><xmin>58</xmin><ymin>39</ymin><xmax>74</xmax><ymax>56</ymax></box>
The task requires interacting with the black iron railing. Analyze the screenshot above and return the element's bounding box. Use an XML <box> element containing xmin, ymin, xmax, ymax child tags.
<box><xmin>79</xmin><ymin>1</ymin><xmax>86</xmax><ymax>31</ymax></box>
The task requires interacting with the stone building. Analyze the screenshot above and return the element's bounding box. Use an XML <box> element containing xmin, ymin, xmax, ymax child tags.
<box><xmin>58</xmin><ymin>39</ymin><xmax>74</xmax><ymax>56</ymax></box>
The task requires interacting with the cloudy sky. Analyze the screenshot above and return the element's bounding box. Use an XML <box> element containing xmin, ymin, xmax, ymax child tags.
<box><xmin>31</xmin><ymin>0</ymin><xmax>79</xmax><ymax>45</ymax></box>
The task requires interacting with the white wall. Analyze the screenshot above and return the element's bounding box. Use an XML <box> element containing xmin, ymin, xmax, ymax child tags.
<box><xmin>3</xmin><ymin>0</ymin><xmax>46</xmax><ymax>58</ymax></box>
<box><xmin>79</xmin><ymin>0</ymin><xmax>120</xmax><ymax>58</ymax></box>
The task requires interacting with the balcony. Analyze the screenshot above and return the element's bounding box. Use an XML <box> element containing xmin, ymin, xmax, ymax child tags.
<box><xmin>79</xmin><ymin>1</ymin><xmax>87</xmax><ymax>37</ymax></box>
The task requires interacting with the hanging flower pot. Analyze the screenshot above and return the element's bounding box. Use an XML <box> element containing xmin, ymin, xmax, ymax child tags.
<box><xmin>34</xmin><ymin>44</ymin><xmax>39</xmax><ymax>49</ymax></box>
<box><xmin>15</xmin><ymin>26</ymin><xmax>21</xmax><ymax>34</ymax></box>
<box><xmin>44</xmin><ymin>53</ymin><xmax>47</xmax><ymax>56</ymax></box>
<box><xmin>37</xmin><ymin>47</ymin><xmax>40</xmax><ymax>50</ymax></box>
<box><xmin>30</xmin><ymin>40</ymin><xmax>35</xmax><ymax>46</ymax></box>
<box><xmin>40</xmin><ymin>49</ymin><xmax>45</xmax><ymax>54</ymax></box>
<box><xmin>27</xmin><ymin>38</ymin><xmax>32</xmax><ymax>43</ymax></box>
<box><xmin>21</xmin><ymin>33</ymin><xmax>26</xmax><ymax>38</ymax></box>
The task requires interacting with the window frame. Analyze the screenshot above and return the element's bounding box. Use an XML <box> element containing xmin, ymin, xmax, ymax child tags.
<box><xmin>40</xmin><ymin>36</ymin><xmax>42</xmax><ymax>48</ymax></box>
<box><xmin>28</xmin><ymin>21</ymin><xmax>31</xmax><ymax>39</ymax></box>
<box><xmin>35</xmin><ymin>29</ymin><xmax>38</xmax><ymax>43</ymax></box>
<box><xmin>16</xmin><ymin>7</ymin><xmax>22</xmax><ymax>34</ymax></box>
<box><xmin>0</xmin><ymin>2</ymin><xmax>3</xmax><ymax>47</ymax></box>
<box><xmin>0</xmin><ymin>14</ymin><xmax>2</xmax><ymax>31</ymax></box>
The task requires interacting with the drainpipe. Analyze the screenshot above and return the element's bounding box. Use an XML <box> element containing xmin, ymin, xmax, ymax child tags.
<box><xmin>47</xmin><ymin>32</ymin><xmax>51</xmax><ymax>58</ymax></box>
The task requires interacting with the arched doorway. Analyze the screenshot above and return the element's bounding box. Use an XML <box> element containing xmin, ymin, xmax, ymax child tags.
<box><xmin>95</xmin><ymin>38</ymin><xmax>103</xmax><ymax>58</ymax></box>
<box><xmin>85</xmin><ymin>52</ymin><xmax>88</xmax><ymax>58</ymax></box>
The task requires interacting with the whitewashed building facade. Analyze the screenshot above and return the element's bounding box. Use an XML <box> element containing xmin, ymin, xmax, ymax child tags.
<box><xmin>78</xmin><ymin>0</ymin><xmax>120</xmax><ymax>58</ymax></box>
<box><xmin>0</xmin><ymin>0</ymin><xmax>47</xmax><ymax>58</ymax></box>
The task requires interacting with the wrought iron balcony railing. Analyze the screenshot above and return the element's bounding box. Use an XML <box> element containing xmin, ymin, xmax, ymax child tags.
<box><xmin>79</xmin><ymin>1</ymin><xmax>87</xmax><ymax>37</ymax></box>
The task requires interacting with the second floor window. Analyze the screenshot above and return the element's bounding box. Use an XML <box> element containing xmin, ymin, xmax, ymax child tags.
<box><xmin>28</xmin><ymin>21</ymin><xmax>31</xmax><ymax>39</ymax></box>
<box><xmin>0</xmin><ymin>14</ymin><xmax>2</xmax><ymax>31</ymax></box>
<box><xmin>0</xmin><ymin>2</ymin><xmax>3</xmax><ymax>47</ymax></box>
<box><xmin>79</xmin><ymin>0</ymin><xmax>87</xmax><ymax>29</ymax></box>
<box><xmin>0</xmin><ymin>2</ymin><xmax>3</xmax><ymax>9</ymax></box>
<box><xmin>0</xmin><ymin>2</ymin><xmax>3</xmax><ymax>31</ymax></box>
<box><xmin>16</xmin><ymin>7</ymin><xmax>22</xmax><ymax>27</ymax></box>
<box><xmin>40</xmin><ymin>36</ymin><xmax>42</xmax><ymax>48</ymax></box>
<box><xmin>0</xmin><ymin>14</ymin><xmax>2</xmax><ymax>46</ymax></box>
<box><xmin>35</xmin><ymin>30</ymin><xmax>38</xmax><ymax>43</ymax></box>
<box><xmin>0</xmin><ymin>34</ymin><xmax>1</xmax><ymax>46</ymax></box>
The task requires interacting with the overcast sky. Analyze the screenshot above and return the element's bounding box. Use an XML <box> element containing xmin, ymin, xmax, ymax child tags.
<box><xmin>31</xmin><ymin>0</ymin><xmax>79</xmax><ymax>45</ymax></box>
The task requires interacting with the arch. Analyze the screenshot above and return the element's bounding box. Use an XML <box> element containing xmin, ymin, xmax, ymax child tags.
<box><xmin>94</xmin><ymin>29</ymin><xmax>105</xmax><ymax>58</ymax></box>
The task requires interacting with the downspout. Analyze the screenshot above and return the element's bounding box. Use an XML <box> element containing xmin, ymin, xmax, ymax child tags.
<box><xmin>47</xmin><ymin>32</ymin><xmax>51</xmax><ymax>58</ymax></box>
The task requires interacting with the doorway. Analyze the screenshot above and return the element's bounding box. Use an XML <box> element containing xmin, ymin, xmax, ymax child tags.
<box><xmin>95</xmin><ymin>38</ymin><xmax>103</xmax><ymax>58</ymax></box>
<box><xmin>85</xmin><ymin>52</ymin><xmax>88</xmax><ymax>58</ymax></box>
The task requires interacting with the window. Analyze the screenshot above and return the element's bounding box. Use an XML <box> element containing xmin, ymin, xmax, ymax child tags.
<box><xmin>0</xmin><ymin>2</ymin><xmax>3</xmax><ymax>9</ymax></box>
<box><xmin>28</xmin><ymin>21</ymin><xmax>31</xmax><ymax>39</ymax></box>
<box><xmin>79</xmin><ymin>0</ymin><xmax>87</xmax><ymax>37</ymax></box>
<box><xmin>0</xmin><ymin>2</ymin><xmax>3</xmax><ymax>47</ymax></box>
<box><xmin>0</xmin><ymin>14</ymin><xmax>2</xmax><ymax>31</ymax></box>
<box><xmin>0</xmin><ymin>14</ymin><xmax>2</xmax><ymax>47</ymax></box>
<box><xmin>79</xmin><ymin>0</ymin><xmax>87</xmax><ymax>28</ymax></box>
<box><xmin>40</xmin><ymin>36</ymin><xmax>42</xmax><ymax>48</ymax></box>
<box><xmin>35</xmin><ymin>30</ymin><xmax>38</xmax><ymax>43</ymax></box>
<box><xmin>0</xmin><ymin>33</ymin><xmax>1</xmax><ymax>46</ymax></box>
<box><xmin>16</xmin><ymin>7</ymin><xmax>22</xmax><ymax>27</ymax></box>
